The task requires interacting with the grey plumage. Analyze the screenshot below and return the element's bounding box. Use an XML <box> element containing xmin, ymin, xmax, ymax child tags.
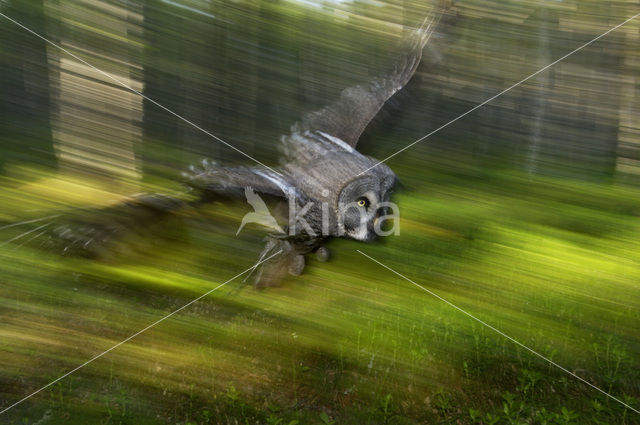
<box><xmin>50</xmin><ymin>5</ymin><xmax>444</xmax><ymax>287</ymax></box>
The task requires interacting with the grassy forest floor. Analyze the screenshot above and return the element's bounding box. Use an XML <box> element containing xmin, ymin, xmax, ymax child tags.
<box><xmin>1</xmin><ymin>163</ymin><xmax>639</xmax><ymax>425</ymax></box>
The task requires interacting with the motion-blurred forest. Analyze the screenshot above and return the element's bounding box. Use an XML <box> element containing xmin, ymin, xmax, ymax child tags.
<box><xmin>1</xmin><ymin>0</ymin><xmax>640</xmax><ymax>424</ymax></box>
<box><xmin>3</xmin><ymin>0</ymin><xmax>639</xmax><ymax>181</ymax></box>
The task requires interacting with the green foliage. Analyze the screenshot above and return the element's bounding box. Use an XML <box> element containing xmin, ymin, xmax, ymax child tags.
<box><xmin>319</xmin><ymin>411</ymin><xmax>335</xmax><ymax>425</ymax></box>
<box><xmin>2</xmin><ymin>166</ymin><xmax>640</xmax><ymax>424</ymax></box>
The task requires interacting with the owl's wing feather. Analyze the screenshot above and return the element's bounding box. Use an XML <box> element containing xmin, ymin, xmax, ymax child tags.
<box><xmin>282</xmin><ymin>3</ymin><xmax>444</xmax><ymax>161</ymax></box>
<box><xmin>187</xmin><ymin>164</ymin><xmax>297</xmax><ymax>201</ymax></box>
<box><xmin>47</xmin><ymin>193</ymin><xmax>187</xmax><ymax>257</ymax></box>
<box><xmin>47</xmin><ymin>164</ymin><xmax>296</xmax><ymax>257</ymax></box>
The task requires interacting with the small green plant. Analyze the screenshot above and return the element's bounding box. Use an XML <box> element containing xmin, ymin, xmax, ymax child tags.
<box><xmin>592</xmin><ymin>337</ymin><xmax>631</xmax><ymax>390</ymax></box>
<box><xmin>225</xmin><ymin>384</ymin><xmax>239</xmax><ymax>403</ymax></box>
<box><xmin>517</xmin><ymin>368</ymin><xmax>541</xmax><ymax>399</ymax></box>
<box><xmin>377</xmin><ymin>393</ymin><xmax>395</xmax><ymax>424</ymax></box>
<box><xmin>319</xmin><ymin>411</ymin><xmax>335</xmax><ymax>425</ymax></box>
<box><xmin>264</xmin><ymin>404</ymin><xmax>299</xmax><ymax>425</ymax></box>
<box><xmin>463</xmin><ymin>360</ymin><xmax>471</xmax><ymax>379</ymax></box>
<box><xmin>468</xmin><ymin>407</ymin><xmax>482</xmax><ymax>424</ymax></box>
<box><xmin>501</xmin><ymin>390</ymin><xmax>524</xmax><ymax>424</ymax></box>
<box><xmin>484</xmin><ymin>412</ymin><xmax>500</xmax><ymax>425</ymax></box>
<box><xmin>266</xmin><ymin>414</ymin><xmax>283</xmax><ymax>425</ymax></box>
<box><xmin>434</xmin><ymin>388</ymin><xmax>452</xmax><ymax>417</ymax></box>
<box><xmin>202</xmin><ymin>408</ymin><xmax>211</xmax><ymax>424</ymax></box>
<box><xmin>557</xmin><ymin>407</ymin><xmax>579</xmax><ymax>425</ymax></box>
<box><xmin>536</xmin><ymin>407</ymin><xmax>557</xmax><ymax>425</ymax></box>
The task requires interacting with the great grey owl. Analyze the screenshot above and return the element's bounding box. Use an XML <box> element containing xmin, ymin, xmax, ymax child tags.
<box><xmin>52</xmin><ymin>6</ymin><xmax>444</xmax><ymax>287</ymax></box>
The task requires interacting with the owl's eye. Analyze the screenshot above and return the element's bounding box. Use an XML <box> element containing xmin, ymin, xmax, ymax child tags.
<box><xmin>356</xmin><ymin>197</ymin><xmax>369</xmax><ymax>208</ymax></box>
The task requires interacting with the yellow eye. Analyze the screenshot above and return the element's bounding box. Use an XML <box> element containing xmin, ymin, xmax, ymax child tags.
<box><xmin>357</xmin><ymin>198</ymin><xmax>369</xmax><ymax>208</ymax></box>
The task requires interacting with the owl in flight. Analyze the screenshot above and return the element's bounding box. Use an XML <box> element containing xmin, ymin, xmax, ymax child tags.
<box><xmin>53</xmin><ymin>5</ymin><xmax>444</xmax><ymax>287</ymax></box>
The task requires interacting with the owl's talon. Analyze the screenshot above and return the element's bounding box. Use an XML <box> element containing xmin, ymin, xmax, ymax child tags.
<box><xmin>316</xmin><ymin>246</ymin><xmax>330</xmax><ymax>262</ymax></box>
<box><xmin>288</xmin><ymin>254</ymin><xmax>305</xmax><ymax>276</ymax></box>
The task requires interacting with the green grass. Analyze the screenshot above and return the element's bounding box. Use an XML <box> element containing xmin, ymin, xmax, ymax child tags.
<box><xmin>1</xmin><ymin>166</ymin><xmax>639</xmax><ymax>424</ymax></box>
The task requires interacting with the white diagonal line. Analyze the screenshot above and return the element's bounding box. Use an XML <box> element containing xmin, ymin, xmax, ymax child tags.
<box><xmin>0</xmin><ymin>249</ymin><xmax>282</xmax><ymax>416</ymax></box>
<box><xmin>359</xmin><ymin>12</ymin><xmax>640</xmax><ymax>176</ymax></box>
<box><xmin>0</xmin><ymin>12</ymin><xmax>282</xmax><ymax>176</ymax></box>
<box><xmin>357</xmin><ymin>250</ymin><xmax>640</xmax><ymax>415</ymax></box>
<box><xmin>0</xmin><ymin>215</ymin><xmax>60</xmax><ymax>231</ymax></box>
<box><xmin>0</xmin><ymin>222</ymin><xmax>52</xmax><ymax>248</ymax></box>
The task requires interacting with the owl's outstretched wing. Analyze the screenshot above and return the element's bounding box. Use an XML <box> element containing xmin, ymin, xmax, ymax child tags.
<box><xmin>186</xmin><ymin>163</ymin><xmax>298</xmax><ymax>201</ymax></box>
<box><xmin>45</xmin><ymin>164</ymin><xmax>297</xmax><ymax>257</ymax></box>
<box><xmin>47</xmin><ymin>193</ymin><xmax>187</xmax><ymax>257</ymax></box>
<box><xmin>281</xmin><ymin>3</ymin><xmax>445</xmax><ymax>162</ymax></box>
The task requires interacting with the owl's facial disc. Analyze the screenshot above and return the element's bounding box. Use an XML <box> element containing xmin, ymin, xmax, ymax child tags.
<box><xmin>337</xmin><ymin>176</ymin><xmax>395</xmax><ymax>241</ymax></box>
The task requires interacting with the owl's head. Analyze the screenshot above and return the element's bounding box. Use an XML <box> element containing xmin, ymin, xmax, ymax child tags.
<box><xmin>336</xmin><ymin>162</ymin><xmax>397</xmax><ymax>241</ymax></box>
<box><xmin>287</xmin><ymin>151</ymin><xmax>399</xmax><ymax>240</ymax></box>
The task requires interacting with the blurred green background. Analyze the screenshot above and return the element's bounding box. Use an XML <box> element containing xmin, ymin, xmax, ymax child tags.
<box><xmin>1</xmin><ymin>0</ymin><xmax>639</xmax><ymax>424</ymax></box>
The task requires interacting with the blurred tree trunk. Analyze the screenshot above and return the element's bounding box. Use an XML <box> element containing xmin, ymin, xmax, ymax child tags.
<box><xmin>0</xmin><ymin>0</ymin><xmax>55</xmax><ymax>173</ymax></box>
<box><xmin>517</xmin><ymin>4</ymin><xmax>622</xmax><ymax>181</ymax></box>
<box><xmin>230</xmin><ymin>3</ymin><xmax>259</xmax><ymax>160</ymax></box>
<box><xmin>177</xmin><ymin>1</ymin><xmax>231</xmax><ymax>165</ymax></box>
<box><xmin>525</xmin><ymin>7</ymin><xmax>554</xmax><ymax>176</ymax></box>
<box><xmin>614</xmin><ymin>14</ymin><xmax>640</xmax><ymax>185</ymax></box>
<box><xmin>45</xmin><ymin>0</ymin><xmax>143</xmax><ymax>181</ymax></box>
<box><xmin>141</xmin><ymin>1</ymin><xmax>186</xmax><ymax>179</ymax></box>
